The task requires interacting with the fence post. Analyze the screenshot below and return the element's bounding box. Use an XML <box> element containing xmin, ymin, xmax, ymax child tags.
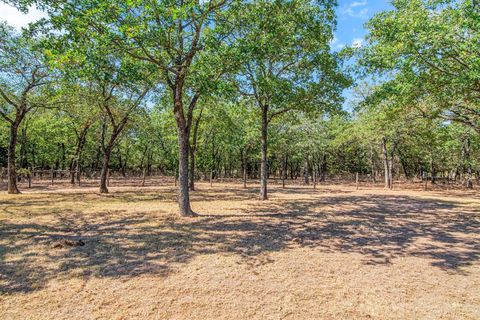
<box><xmin>356</xmin><ymin>172</ymin><xmax>359</xmax><ymax>190</ymax></box>
<box><xmin>51</xmin><ymin>169</ymin><xmax>54</xmax><ymax>185</ymax></box>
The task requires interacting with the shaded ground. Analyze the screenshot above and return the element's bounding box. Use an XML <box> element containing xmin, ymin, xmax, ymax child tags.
<box><xmin>0</xmin><ymin>181</ymin><xmax>479</xmax><ymax>319</ymax></box>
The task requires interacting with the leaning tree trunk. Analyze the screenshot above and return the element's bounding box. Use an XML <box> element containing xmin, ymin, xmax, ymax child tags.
<box><xmin>7</xmin><ymin>121</ymin><xmax>21</xmax><ymax>194</ymax></box>
<box><xmin>260</xmin><ymin>105</ymin><xmax>268</xmax><ymax>200</ymax></box>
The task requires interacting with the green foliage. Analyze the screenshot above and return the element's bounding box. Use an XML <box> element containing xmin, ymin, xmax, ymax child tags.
<box><xmin>1</xmin><ymin>0</ymin><xmax>479</xmax><ymax>187</ymax></box>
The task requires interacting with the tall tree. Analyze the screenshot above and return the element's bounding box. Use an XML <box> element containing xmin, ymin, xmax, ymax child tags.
<box><xmin>0</xmin><ymin>23</ymin><xmax>51</xmax><ymax>194</ymax></box>
<box><xmin>235</xmin><ymin>0</ymin><xmax>348</xmax><ymax>199</ymax></box>
<box><xmin>360</xmin><ymin>0</ymin><xmax>480</xmax><ymax>133</ymax></box>
<box><xmin>33</xmin><ymin>0</ymin><xmax>238</xmax><ymax>215</ymax></box>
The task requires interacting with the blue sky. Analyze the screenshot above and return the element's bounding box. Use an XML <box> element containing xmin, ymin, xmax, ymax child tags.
<box><xmin>334</xmin><ymin>1</ymin><xmax>393</xmax><ymax>109</ymax></box>
<box><xmin>334</xmin><ymin>0</ymin><xmax>392</xmax><ymax>50</ymax></box>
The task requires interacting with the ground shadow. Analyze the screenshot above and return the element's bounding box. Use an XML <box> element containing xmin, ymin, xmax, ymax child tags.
<box><xmin>1</xmin><ymin>188</ymin><xmax>479</xmax><ymax>294</ymax></box>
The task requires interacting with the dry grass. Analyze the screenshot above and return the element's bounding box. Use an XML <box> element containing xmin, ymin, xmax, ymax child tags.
<box><xmin>0</xmin><ymin>178</ymin><xmax>479</xmax><ymax>319</ymax></box>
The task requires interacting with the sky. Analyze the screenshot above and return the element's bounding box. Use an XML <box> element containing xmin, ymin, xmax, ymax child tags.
<box><xmin>0</xmin><ymin>3</ymin><xmax>46</xmax><ymax>29</ymax></box>
<box><xmin>334</xmin><ymin>0</ymin><xmax>392</xmax><ymax>51</ymax></box>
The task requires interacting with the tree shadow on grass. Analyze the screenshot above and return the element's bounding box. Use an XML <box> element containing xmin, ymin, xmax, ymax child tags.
<box><xmin>0</xmin><ymin>190</ymin><xmax>479</xmax><ymax>294</ymax></box>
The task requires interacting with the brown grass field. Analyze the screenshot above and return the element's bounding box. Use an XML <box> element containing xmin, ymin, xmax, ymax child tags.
<box><xmin>1</xmin><ymin>177</ymin><xmax>479</xmax><ymax>319</ymax></box>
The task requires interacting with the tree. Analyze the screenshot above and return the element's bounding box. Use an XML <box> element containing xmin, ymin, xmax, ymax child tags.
<box><xmin>360</xmin><ymin>0</ymin><xmax>480</xmax><ymax>133</ymax></box>
<box><xmin>234</xmin><ymin>0</ymin><xmax>348</xmax><ymax>199</ymax></box>
<box><xmin>33</xmin><ymin>0</ymin><xmax>239</xmax><ymax>215</ymax></box>
<box><xmin>0</xmin><ymin>23</ymin><xmax>51</xmax><ymax>194</ymax></box>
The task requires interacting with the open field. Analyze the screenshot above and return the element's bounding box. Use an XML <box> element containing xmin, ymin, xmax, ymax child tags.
<box><xmin>1</xmin><ymin>179</ymin><xmax>479</xmax><ymax>319</ymax></box>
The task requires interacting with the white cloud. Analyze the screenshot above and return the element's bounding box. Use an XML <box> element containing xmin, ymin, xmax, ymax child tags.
<box><xmin>0</xmin><ymin>3</ymin><xmax>47</xmax><ymax>29</ymax></box>
<box><xmin>350</xmin><ymin>1</ymin><xmax>368</xmax><ymax>8</ymax></box>
<box><xmin>330</xmin><ymin>36</ymin><xmax>345</xmax><ymax>51</ymax></box>
<box><xmin>352</xmin><ymin>38</ymin><xmax>364</xmax><ymax>48</ymax></box>
<box><xmin>340</xmin><ymin>1</ymin><xmax>369</xmax><ymax>19</ymax></box>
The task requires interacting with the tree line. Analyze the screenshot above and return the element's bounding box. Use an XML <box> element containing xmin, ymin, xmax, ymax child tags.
<box><xmin>0</xmin><ymin>0</ymin><xmax>478</xmax><ymax>216</ymax></box>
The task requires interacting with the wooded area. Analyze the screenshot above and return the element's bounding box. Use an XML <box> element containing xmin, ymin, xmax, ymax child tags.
<box><xmin>0</xmin><ymin>0</ymin><xmax>479</xmax><ymax>319</ymax></box>
<box><xmin>0</xmin><ymin>0</ymin><xmax>478</xmax><ymax>215</ymax></box>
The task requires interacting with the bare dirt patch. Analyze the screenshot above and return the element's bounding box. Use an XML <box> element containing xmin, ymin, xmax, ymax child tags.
<box><xmin>1</xmin><ymin>181</ymin><xmax>479</xmax><ymax>319</ymax></box>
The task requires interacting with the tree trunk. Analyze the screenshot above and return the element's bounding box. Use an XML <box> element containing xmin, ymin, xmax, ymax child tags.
<box><xmin>70</xmin><ymin>159</ymin><xmax>76</xmax><ymax>184</ymax></box>
<box><xmin>118</xmin><ymin>150</ymin><xmax>126</xmax><ymax>178</ymax></box>
<box><xmin>175</xmin><ymin>118</ymin><xmax>194</xmax><ymax>215</ymax></box>
<box><xmin>70</xmin><ymin>125</ymin><xmax>89</xmax><ymax>185</ymax></box>
<box><xmin>99</xmin><ymin>145</ymin><xmax>112</xmax><ymax>193</ymax></box>
<box><xmin>430</xmin><ymin>160</ymin><xmax>436</xmax><ymax>184</ymax></box>
<box><xmin>370</xmin><ymin>145</ymin><xmax>376</xmax><ymax>183</ymax></box>
<box><xmin>389</xmin><ymin>152</ymin><xmax>394</xmax><ymax>189</ymax></box>
<box><xmin>189</xmin><ymin>145</ymin><xmax>196</xmax><ymax>191</ymax></box>
<box><xmin>382</xmin><ymin>137</ymin><xmax>391</xmax><ymax>189</ymax></box>
<box><xmin>19</xmin><ymin>126</ymin><xmax>27</xmax><ymax>169</ymax></box>
<box><xmin>303</xmin><ymin>157</ymin><xmax>309</xmax><ymax>185</ymax></box>
<box><xmin>260</xmin><ymin>105</ymin><xmax>268</xmax><ymax>200</ymax></box>
<box><xmin>141</xmin><ymin>167</ymin><xmax>146</xmax><ymax>187</ymax></box>
<box><xmin>7</xmin><ymin>121</ymin><xmax>20</xmax><ymax>194</ymax></box>
<box><xmin>76</xmin><ymin>158</ymin><xmax>81</xmax><ymax>185</ymax></box>
<box><xmin>189</xmin><ymin>108</ymin><xmax>203</xmax><ymax>191</ymax></box>
<box><xmin>320</xmin><ymin>152</ymin><xmax>327</xmax><ymax>182</ymax></box>
<box><xmin>243</xmin><ymin>149</ymin><xmax>247</xmax><ymax>189</ymax></box>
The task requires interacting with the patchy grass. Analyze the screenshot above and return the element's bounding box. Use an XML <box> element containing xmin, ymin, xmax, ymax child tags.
<box><xmin>1</xmin><ymin>180</ymin><xmax>479</xmax><ymax>319</ymax></box>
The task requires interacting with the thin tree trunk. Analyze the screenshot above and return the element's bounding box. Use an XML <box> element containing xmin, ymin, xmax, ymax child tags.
<box><xmin>7</xmin><ymin>121</ymin><xmax>20</xmax><ymax>194</ymax></box>
<box><xmin>70</xmin><ymin>159</ymin><xmax>76</xmax><ymax>184</ymax></box>
<box><xmin>260</xmin><ymin>105</ymin><xmax>268</xmax><ymax>200</ymax></box>
<box><xmin>243</xmin><ymin>149</ymin><xmax>247</xmax><ymax>189</ymax></box>
<box><xmin>320</xmin><ymin>152</ymin><xmax>327</xmax><ymax>182</ymax></box>
<box><xmin>141</xmin><ymin>167</ymin><xmax>146</xmax><ymax>187</ymax></box>
<box><xmin>389</xmin><ymin>153</ymin><xmax>394</xmax><ymax>189</ymax></box>
<box><xmin>189</xmin><ymin>108</ymin><xmax>203</xmax><ymax>191</ymax></box>
<box><xmin>189</xmin><ymin>145</ymin><xmax>196</xmax><ymax>191</ymax></box>
<box><xmin>430</xmin><ymin>160</ymin><xmax>436</xmax><ymax>184</ymax></box>
<box><xmin>370</xmin><ymin>145</ymin><xmax>376</xmax><ymax>183</ymax></box>
<box><xmin>70</xmin><ymin>124</ymin><xmax>90</xmax><ymax>184</ymax></box>
<box><xmin>382</xmin><ymin>137</ymin><xmax>391</xmax><ymax>189</ymax></box>
<box><xmin>303</xmin><ymin>157</ymin><xmax>309</xmax><ymax>185</ymax></box>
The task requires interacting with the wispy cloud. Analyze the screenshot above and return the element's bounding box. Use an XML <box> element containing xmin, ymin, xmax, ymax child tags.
<box><xmin>350</xmin><ymin>1</ymin><xmax>368</xmax><ymax>8</ymax></box>
<box><xmin>340</xmin><ymin>1</ymin><xmax>369</xmax><ymax>19</ymax></box>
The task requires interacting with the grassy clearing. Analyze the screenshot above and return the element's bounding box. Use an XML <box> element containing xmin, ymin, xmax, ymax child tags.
<box><xmin>1</xmin><ymin>181</ymin><xmax>479</xmax><ymax>319</ymax></box>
